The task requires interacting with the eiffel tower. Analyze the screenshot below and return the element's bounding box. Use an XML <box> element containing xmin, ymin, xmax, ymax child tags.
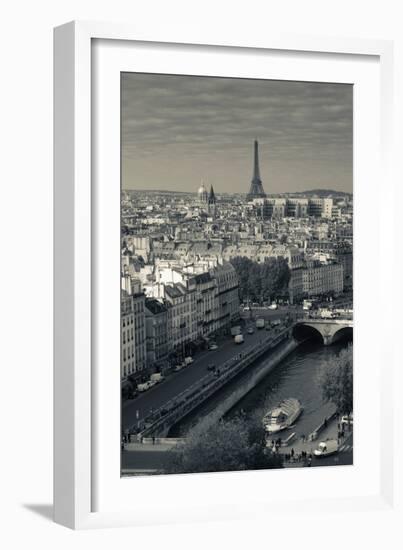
<box><xmin>246</xmin><ymin>140</ymin><xmax>266</xmax><ymax>200</ymax></box>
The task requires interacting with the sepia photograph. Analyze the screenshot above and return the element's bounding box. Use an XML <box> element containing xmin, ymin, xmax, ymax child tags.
<box><xmin>120</xmin><ymin>72</ymin><xmax>353</xmax><ymax>476</ymax></box>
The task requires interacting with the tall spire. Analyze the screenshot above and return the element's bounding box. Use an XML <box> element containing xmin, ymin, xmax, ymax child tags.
<box><xmin>208</xmin><ymin>184</ymin><xmax>216</xmax><ymax>204</ymax></box>
<box><xmin>208</xmin><ymin>184</ymin><xmax>217</xmax><ymax>217</ymax></box>
<box><xmin>247</xmin><ymin>140</ymin><xmax>266</xmax><ymax>200</ymax></box>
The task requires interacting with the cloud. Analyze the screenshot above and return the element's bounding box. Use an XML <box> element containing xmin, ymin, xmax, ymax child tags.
<box><xmin>121</xmin><ymin>73</ymin><xmax>352</xmax><ymax>193</ymax></box>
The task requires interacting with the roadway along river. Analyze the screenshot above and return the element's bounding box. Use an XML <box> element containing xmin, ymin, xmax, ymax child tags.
<box><xmin>170</xmin><ymin>337</ymin><xmax>352</xmax><ymax>439</ymax></box>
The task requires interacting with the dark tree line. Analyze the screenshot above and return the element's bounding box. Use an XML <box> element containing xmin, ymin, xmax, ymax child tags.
<box><xmin>230</xmin><ymin>256</ymin><xmax>291</xmax><ymax>303</ymax></box>
<box><xmin>317</xmin><ymin>344</ymin><xmax>353</xmax><ymax>416</ymax></box>
<box><xmin>164</xmin><ymin>414</ymin><xmax>283</xmax><ymax>475</ymax></box>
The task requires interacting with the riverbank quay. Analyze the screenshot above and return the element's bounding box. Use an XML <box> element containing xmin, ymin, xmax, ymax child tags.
<box><xmin>274</xmin><ymin>414</ymin><xmax>353</xmax><ymax>466</ymax></box>
<box><xmin>122</xmin><ymin>314</ymin><xmax>296</xmax><ymax>432</ymax></box>
<box><xmin>122</xmin><ymin>306</ymin><xmax>297</xmax><ymax>403</ymax></box>
<box><xmin>124</xmin><ymin>438</ymin><xmax>184</xmax><ymax>450</ymax></box>
<box><xmin>137</xmin><ymin>326</ymin><xmax>298</xmax><ymax>438</ymax></box>
<box><xmin>121</xmin><ymin>417</ymin><xmax>353</xmax><ymax>473</ymax></box>
<box><xmin>181</xmin><ymin>338</ymin><xmax>299</xmax><ymax>434</ymax></box>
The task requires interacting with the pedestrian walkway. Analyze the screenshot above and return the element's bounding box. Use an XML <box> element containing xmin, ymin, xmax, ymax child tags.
<box><xmin>121</xmin><ymin>418</ymin><xmax>353</xmax><ymax>470</ymax></box>
<box><xmin>121</xmin><ymin>469</ymin><xmax>159</xmax><ymax>476</ymax></box>
<box><xmin>338</xmin><ymin>442</ymin><xmax>353</xmax><ymax>453</ymax></box>
<box><xmin>123</xmin><ymin>439</ymin><xmax>179</xmax><ymax>453</ymax></box>
<box><xmin>272</xmin><ymin>415</ymin><xmax>353</xmax><ymax>466</ymax></box>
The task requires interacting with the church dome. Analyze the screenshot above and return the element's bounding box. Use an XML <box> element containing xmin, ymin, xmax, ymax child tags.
<box><xmin>197</xmin><ymin>181</ymin><xmax>208</xmax><ymax>203</ymax></box>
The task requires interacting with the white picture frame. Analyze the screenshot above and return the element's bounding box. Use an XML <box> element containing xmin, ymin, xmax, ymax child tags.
<box><xmin>54</xmin><ymin>21</ymin><xmax>396</xmax><ymax>530</ymax></box>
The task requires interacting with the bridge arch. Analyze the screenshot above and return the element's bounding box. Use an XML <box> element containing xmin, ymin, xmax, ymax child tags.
<box><xmin>331</xmin><ymin>326</ymin><xmax>353</xmax><ymax>344</ymax></box>
<box><xmin>293</xmin><ymin>320</ymin><xmax>353</xmax><ymax>346</ymax></box>
<box><xmin>292</xmin><ymin>323</ymin><xmax>324</xmax><ymax>344</ymax></box>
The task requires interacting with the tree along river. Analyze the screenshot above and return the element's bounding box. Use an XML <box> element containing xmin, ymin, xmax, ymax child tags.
<box><xmin>170</xmin><ymin>336</ymin><xmax>352</xmax><ymax>439</ymax></box>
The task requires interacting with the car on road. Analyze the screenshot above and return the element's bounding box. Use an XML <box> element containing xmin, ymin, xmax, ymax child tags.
<box><xmin>269</xmin><ymin>302</ymin><xmax>278</xmax><ymax>310</ymax></box>
<box><xmin>207</xmin><ymin>363</ymin><xmax>216</xmax><ymax>371</ymax></box>
<box><xmin>255</xmin><ymin>318</ymin><xmax>265</xmax><ymax>329</ymax></box>
<box><xmin>150</xmin><ymin>373</ymin><xmax>164</xmax><ymax>383</ymax></box>
<box><xmin>137</xmin><ymin>381</ymin><xmax>152</xmax><ymax>392</ymax></box>
<box><xmin>247</xmin><ymin>326</ymin><xmax>254</xmax><ymax>335</ymax></box>
<box><xmin>341</xmin><ymin>413</ymin><xmax>353</xmax><ymax>426</ymax></box>
<box><xmin>208</xmin><ymin>343</ymin><xmax>218</xmax><ymax>351</ymax></box>
<box><xmin>174</xmin><ymin>362</ymin><xmax>186</xmax><ymax>372</ymax></box>
<box><xmin>313</xmin><ymin>439</ymin><xmax>339</xmax><ymax>457</ymax></box>
<box><xmin>234</xmin><ymin>334</ymin><xmax>244</xmax><ymax>344</ymax></box>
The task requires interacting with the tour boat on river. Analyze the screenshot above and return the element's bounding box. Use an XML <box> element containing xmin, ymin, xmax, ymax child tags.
<box><xmin>263</xmin><ymin>398</ymin><xmax>303</xmax><ymax>434</ymax></box>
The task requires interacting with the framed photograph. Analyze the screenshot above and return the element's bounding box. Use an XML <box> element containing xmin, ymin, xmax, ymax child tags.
<box><xmin>54</xmin><ymin>21</ymin><xmax>395</xmax><ymax>529</ymax></box>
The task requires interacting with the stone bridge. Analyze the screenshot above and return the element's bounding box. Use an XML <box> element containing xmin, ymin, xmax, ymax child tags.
<box><xmin>294</xmin><ymin>317</ymin><xmax>353</xmax><ymax>346</ymax></box>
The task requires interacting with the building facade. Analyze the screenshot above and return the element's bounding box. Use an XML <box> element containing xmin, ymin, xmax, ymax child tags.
<box><xmin>165</xmin><ymin>284</ymin><xmax>192</xmax><ymax>356</ymax></box>
<box><xmin>145</xmin><ymin>298</ymin><xmax>169</xmax><ymax>371</ymax></box>
<box><xmin>251</xmin><ymin>196</ymin><xmax>334</xmax><ymax>220</ymax></box>
<box><xmin>121</xmin><ymin>277</ymin><xmax>147</xmax><ymax>382</ymax></box>
<box><xmin>302</xmin><ymin>260</ymin><xmax>344</xmax><ymax>297</ymax></box>
<box><xmin>210</xmin><ymin>263</ymin><xmax>240</xmax><ymax>333</ymax></box>
<box><xmin>335</xmin><ymin>245</ymin><xmax>353</xmax><ymax>290</ymax></box>
<box><xmin>288</xmin><ymin>268</ymin><xmax>304</xmax><ymax>304</ymax></box>
<box><xmin>194</xmin><ymin>272</ymin><xmax>218</xmax><ymax>337</ymax></box>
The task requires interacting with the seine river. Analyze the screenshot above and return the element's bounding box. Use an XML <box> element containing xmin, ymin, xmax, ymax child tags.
<box><xmin>171</xmin><ymin>336</ymin><xmax>352</xmax><ymax>439</ymax></box>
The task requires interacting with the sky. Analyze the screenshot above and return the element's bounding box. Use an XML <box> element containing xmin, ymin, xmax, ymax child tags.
<box><xmin>121</xmin><ymin>73</ymin><xmax>353</xmax><ymax>194</ymax></box>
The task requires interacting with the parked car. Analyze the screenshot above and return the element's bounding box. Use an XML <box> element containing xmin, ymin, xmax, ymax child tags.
<box><xmin>174</xmin><ymin>362</ymin><xmax>185</xmax><ymax>372</ymax></box>
<box><xmin>341</xmin><ymin>413</ymin><xmax>353</xmax><ymax>426</ymax></box>
<box><xmin>208</xmin><ymin>343</ymin><xmax>218</xmax><ymax>351</ymax></box>
<box><xmin>313</xmin><ymin>439</ymin><xmax>339</xmax><ymax>457</ymax></box>
<box><xmin>207</xmin><ymin>363</ymin><xmax>216</xmax><ymax>372</ymax></box>
<box><xmin>255</xmin><ymin>318</ymin><xmax>265</xmax><ymax>329</ymax></box>
<box><xmin>150</xmin><ymin>373</ymin><xmax>164</xmax><ymax>384</ymax></box>
<box><xmin>184</xmin><ymin>356</ymin><xmax>194</xmax><ymax>365</ymax></box>
<box><xmin>234</xmin><ymin>334</ymin><xmax>244</xmax><ymax>344</ymax></box>
<box><xmin>269</xmin><ymin>302</ymin><xmax>278</xmax><ymax>310</ymax></box>
<box><xmin>137</xmin><ymin>381</ymin><xmax>151</xmax><ymax>392</ymax></box>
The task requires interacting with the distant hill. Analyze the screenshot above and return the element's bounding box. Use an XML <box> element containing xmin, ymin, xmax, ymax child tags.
<box><xmin>288</xmin><ymin>189</ymin><xmax>352</xmax><ymax>198</ymax></box>
<box><xmin>126</xmin><ymin>189</ymin><xmax>191</xmax><ymax>195</ymax></box>
<box><xmin>125</xmin><ymin>188</ymin><xmax>352</xmax><ymax>198</ymax></box>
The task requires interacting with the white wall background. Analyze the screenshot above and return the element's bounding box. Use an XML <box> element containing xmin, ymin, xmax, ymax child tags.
<box><xmin>0</xmin><ymin>0</ymin><xmax>402</xmax><ymax>547</ymax></box>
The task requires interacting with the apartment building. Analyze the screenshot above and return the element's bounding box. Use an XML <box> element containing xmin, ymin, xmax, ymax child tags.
<box><xmin>120</xmin><ymin>279</ymin><xmax>147</xmax><ymax>382</ymax></box>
